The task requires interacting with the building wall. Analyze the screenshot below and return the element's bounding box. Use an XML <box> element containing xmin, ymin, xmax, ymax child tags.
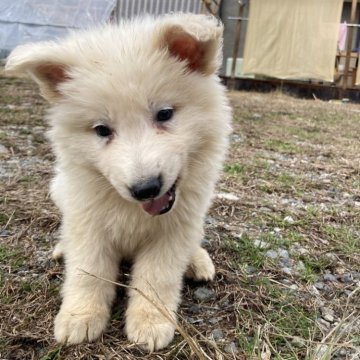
<box><xmin>115</xmin><ymin>0</ymin><xmax>203</xmax><ymax>19</ymax></box>
<box><xmin>219</xmin><ymin>0</ymin><xmax>249</xmax><ymax>75</ymax></box>
<box><xmin>341</xmin><ymin>2</ymin><xmax>360</xmax><ymax>50</ymax></box>
<box><xmin>220</xmin><ymin>0</ymin><xmax>360</xmax><ymax>76</ymax></box>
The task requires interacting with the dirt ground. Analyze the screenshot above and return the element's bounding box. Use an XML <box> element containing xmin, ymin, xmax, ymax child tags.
<box><xmin>0</xmin><ymin>76</ymin><xmax>359</xmax><ymax>360</ymax></box>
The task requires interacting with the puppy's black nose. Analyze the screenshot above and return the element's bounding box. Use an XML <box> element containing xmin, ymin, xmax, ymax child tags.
<box><xmin>130</xmin><ymin>176</ymin><xmax>162</xmax><ymax>201</ymax></box>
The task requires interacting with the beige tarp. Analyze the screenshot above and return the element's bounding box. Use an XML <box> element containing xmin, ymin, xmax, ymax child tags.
<box><xmin>243</xmin><ymin>0</ymin><xmax>343</xmax><ymax>81</ymax></box>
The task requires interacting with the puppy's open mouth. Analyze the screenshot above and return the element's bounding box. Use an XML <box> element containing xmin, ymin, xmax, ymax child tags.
<box><xmin>142</xmin><ymin>182</ymin><xmax>176</xmax><ymax>216</ymax></box>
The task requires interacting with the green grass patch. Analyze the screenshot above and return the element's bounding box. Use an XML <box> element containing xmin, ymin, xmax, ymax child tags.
<box><xmin>224</xmin><ymin>163</ymin><xmax>245</xmax><ymax>175</ymax></box>
<box><xmin>277</xmin><ymin>172</ymin><xmax>296</xmax><ymax>188</ymax></box>
<box><xmin>236</xmin><ymin>277</ymin><xmax>317</xmax><ymax>359</ymax></box>
<box><xmin>225</xmin><ymin>233</ymin><xmax>266</xmax><ymax>268</ymax></box>
<box><xmin>298</xmin><ymin>255</ymin><xmax>332</xmax><ymax>283</ymax></box>
<box><xmin>322</xmin><ymin>224</ymin><xmax>359</xmax><ymax>255</ymax></box>
<box><xmin>265</xmin><ymin>139</ymin><xmax>302</xmax><ymax>154</ymax></box>
<box><xmin>18</xmin><ymin>175</ymin><xmax>34</xmax><ymax>184</ymax></box>
<box><xmin>0</xmin><ymin>245</ymin><xmax>26</xmax><ymax>269</ymax></box>
<box><xmin>254</xmin><ymin>159</ymin><xmax>272</xmax><ymax>170</ymax></box>
<box><xmin>19</xmin><ymin>128</ymin><xmax>32</xmax><ymax>136</ymax></box>
<box><xmin>0</xmin><ymin>213</ymin><xmax>9</xmax><ymax>226</ymax></box>
<box><xmin>40</xmin><ymin>346</ymin><xmax>63</xmax><ymax>360</ymax></box>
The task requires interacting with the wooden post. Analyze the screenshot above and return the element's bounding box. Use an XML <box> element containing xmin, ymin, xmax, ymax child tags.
<box><xmin>201</xmin><ymin>0</ymin><xmax>222</xmax><ymax>16</ymax></box>
<box><xmin>342</xmin><ymin>0</ymin><xmax>357</xmax><ymax>91</ymax></box>
<box><xmin>229</xmin><ymin>1</ymin><xmax>245</xmax><ymax>90</ymax></box>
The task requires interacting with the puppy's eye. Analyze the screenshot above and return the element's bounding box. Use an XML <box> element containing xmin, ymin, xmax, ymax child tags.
<box><xmin>156</xmin><ymin>107</ymin><xmax>174</xmax><ymax>122</ymax></box>
<box><xmin>94</xmin><ymin>125</ymin><xmax>113</xmax><ymax>138</ymax></box>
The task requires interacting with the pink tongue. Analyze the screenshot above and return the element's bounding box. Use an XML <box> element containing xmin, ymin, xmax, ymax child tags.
<box><xmin>142</xmin><ymin>192</ymin><xmax>170</xmax><ymax>216</ymax></box>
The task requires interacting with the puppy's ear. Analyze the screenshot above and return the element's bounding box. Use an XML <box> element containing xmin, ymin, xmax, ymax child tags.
<box><xmin>158</xmin><ymin>14</ymin><xmax>223</xmax><ymax>75</ymax></box>
<box><xmin>5</xmin><ymin>42</ymin><xmax>72</xmax><ymax>102</ymax></box>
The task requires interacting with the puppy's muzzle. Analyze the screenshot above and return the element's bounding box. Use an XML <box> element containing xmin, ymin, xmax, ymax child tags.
<box><xmin>129</xmin><ymin>175</ymin><xmax>177</xmax><ymax>216</ymax></box>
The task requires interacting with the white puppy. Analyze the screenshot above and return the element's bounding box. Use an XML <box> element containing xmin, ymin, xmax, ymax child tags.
<box><xmin>6</xmin><ymin>14</ymin><xmax>232</xmax><ymax>351</ymax></box>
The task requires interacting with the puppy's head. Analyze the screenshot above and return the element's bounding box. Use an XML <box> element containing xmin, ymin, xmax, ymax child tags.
<box><xmin>6</xmin><ymin>14</ymin><xmax>225</xmax><ymax>216</ymax></box>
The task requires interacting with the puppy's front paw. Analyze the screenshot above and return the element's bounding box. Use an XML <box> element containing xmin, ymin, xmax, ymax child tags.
<box><xmin>54</xmin><ymin>307</ymin><xmax>109</xmax><ymax>344</ymax></box>
<box><xmin>185</xmin><ymin>248</ymin><xmax>215</xmax><ymax>281</ymax></box>
<box><xmin>125</xmin><ymin>308</ymin><xmax>175</xmax><ymax>351</ymax></box>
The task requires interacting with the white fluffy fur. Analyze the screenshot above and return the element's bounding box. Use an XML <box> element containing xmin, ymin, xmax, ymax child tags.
<box><xmin>6</xmin><ymin>14</ymin><xmax>232</xmax><ymax>351</ymax></box>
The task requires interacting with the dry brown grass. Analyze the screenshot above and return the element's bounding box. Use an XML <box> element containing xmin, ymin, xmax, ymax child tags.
<box><xmin>0</xmin><ymin>78</ymin><xmax>359</xmax><ymax>359</ymax></box>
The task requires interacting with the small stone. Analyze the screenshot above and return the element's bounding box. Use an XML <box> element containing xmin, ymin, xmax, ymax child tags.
<box><xmin>201</xmin><ymin>238</ymin><xmax>211</xmax><ymax>248</ymax></box>
<box><xmin>224</xmin><ymin>342</ymin><xmax>239</xmax><ymax>354</ymax></box>
<box><xmin>230</xmin><ymin>134</ymin><xmax>244</xmax><ymax>143</ymax></box>
<box><xmin>295</xmin><ymin>260</ymin><xmax>305</xmax><ymax>272</ymax></box>
<box><xmin>279</xmin><ymin>258</ymin><xmax>292</xmax><ymax>268</ymax></box>
<box><xmin>208</xmin><ymin>317</ymin><xmax>219</xmax><ymax>324</ymax></box>
<box><xmin>266</xmin><ymin>250</ymin><xmax>278</xmax><ymax>259</ymax></box>
<box><xmin>0</xmin><ymin>144</ymin><xmax>9</xmax><ymax>155</ymax></box>
<box><xmin>284</xmin><ymin>216</ymin><xmax>295</xmax><ymax>224</ymax></box>
<box><xmin>278</xmin><ymin>248</ymin><xmax>289</xmax><ymax>259</ymax></box>
<box><xmin>253</xmin><ymin>239</ymin><xmax>270</xmax><ymax>249</ymax></box>
<box><xmin>341</xmin><ymin>273</ymin><xmax>353</xmax><ymax>283</ymax></box>
<box><xmin>245</xmin><ymin>265</ymin><xmax>257</xmax><ymax>275</ymax></box>
<box><xmin>323</xmin><ymin>314</ymin><xmax>334</xmax><ymax>323</ymax></box>
<box><xmin>205</xmin><ymin>216</ymin><xmax>217</xmax><ymax>226</ymax></box>
<box><xmin>281</xmin><ymin>267</ymin><xmax>292</xmax><ymax>275</ymax></box>
<box><xmin>188</xmin><ymin>304</ymin><xmax>201</xmax><ymax>314</ymax></box>
<box><xmin>325</xmin><ymin>253</ymin><xmax>337</xmax><ymax>261</ymax></box>
<box><xmin>216</xmin><ymin>192</ymin><xmax>240</xmax><ymax>201</ymax></box>
<box><xmin>291</xmin><ymin>336</ymin><xmax>306</xmax><ymax>347</ymax></box>
<box><xmin>259</xmin><ymin>207</ymin><xmax>273</xmax><ymax>213</ymax></box>
<box><xmin>314</xmin><ymin>282</ymin><xmax>325</xmax><ymax>290</ymax></box>
<box><xmin>193</xmin><ymin>287</ymin><xmax>216</xmax><ymax>302</ymax></box>
<box><xmin>0</xmin><ymin>230</ymin><xmax>10</xmax><ymax>237</ymax></box>
<box><xmin>338</xmin><ymin>348</ymin><xmax>347</xmax><ymax>356</ymax></box>
<box><xmin>335</xmin><ymin>266</ymin><xmax>346</xmax><ymax>275</ymax></box>
<box><xmin>323</xmin><ymin>273</ymin><xmax>337</xmax><ymax>282</ymax></box>
<box><xmin>187</xmin><ymin>317</ymin><xmax>203</xmax><ymax>324</ymax></box>
<box><xmin>274</xmin><ymin>227</ymin><xmax>281</xmax><ymax>233</ymax></box>
<box><xmin>289</xmin><ymin>284</ymin><xmax>298</xmax><ymax>291</ymax></box>
<box><xmin>211</xmin><ymin>329</ymin><xmax>224</xmax><ymax>341</ymax></box>
<box><xmin>314</xmin><ymin>344</ymin><xmax>329</xmax><ymax>359</ymax></box>
<box><xmin>320</xmin><ymin>307</ymin><xmax>334</xmax><ymax>317</ymax></box>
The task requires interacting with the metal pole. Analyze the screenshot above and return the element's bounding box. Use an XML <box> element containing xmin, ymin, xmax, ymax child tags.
<box><xmin>229</xmin><ymin>1</ymin><xmax>245</xmax><ymax>90</ymax></box>
<box><xmin>342</xmin><ymin>0</ymin><xmax>357</xmax><ymax>91</ymax></box>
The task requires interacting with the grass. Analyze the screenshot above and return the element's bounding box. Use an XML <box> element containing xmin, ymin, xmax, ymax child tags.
<box><xmin>224</xmin><ymin>163</ymin><xmax>246</xmax><ymax>175</ymax></box>
<box><xmin>234</xmin><ymin>277</ymin><xmax>318</xmax><ymax>359</ymax></box>
<box><xmin>41</xmin><ymin>346</ymin><xmax>63</xmax><ymax>360</ymax></box>
<box><xmin>0</xmin><ymin>244</ymin><xmax>26</xmax><ymax>269</ymax></box>
<box><xmin>265</xmin><ymin>139</ymin><xmax>302</xmax><ymax>154</ymax></box>
<box><xmin>1</xmin><ymin>77</ymin><xmax>360</xmax><ymax>359</ymax></box>
<box><xmin>225</xmin><ymin>232</ymin><xmax>267</xmax><ymax>268</ymax></box>
<box><xmin>322</xmin><ymin>224</ymin><xmax>359</xmax><ymax>255</ymax></box>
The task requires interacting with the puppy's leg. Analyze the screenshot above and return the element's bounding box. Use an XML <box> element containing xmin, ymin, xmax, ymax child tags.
<box><xmin>125</xmin><ymin>237</ymin><xmax>191</xmax><ymax>351</ymax></box>
<box><xmin>52</xmin><ymin>241</ymin><xmax>64</xmax><ymax>260</ymax></box>
<box><xmin>185</xmin><ymin>247</ymin><xmax>215</xmax><ymax>281</ymax></box>
<box><xmin>54</xmin><ymin>223</ymin><xmax>119</xmax><ymax>345</ymax></box>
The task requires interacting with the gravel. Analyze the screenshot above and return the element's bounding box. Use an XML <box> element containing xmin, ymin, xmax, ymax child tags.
<box><xmin>193</xmin><ymin>287</ymin><xmax>216</xmax><ymax>302</ymax></box>
<box><xmin>323</xmin><ymin>273</ymin><xmax>337</xmax><ymax>282</ymax></box>
<box><xmin>224</xmin><ymin>342</ymin><xmax>239</xmax><ymax>354</ymax></box>
<box><xmin>0</xmin><ymin>144</ymin><xmax>9</xmax><ymax>155</ymax></box>
<box><xmin>211</xmin><ymin>328</ymin><xmax>224</xmax><ymax>341</ymax></box>
<box><xmin>340</xmin><ymin>273</ymin><xmax>353</xmax><ymax>283</ymax></box>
